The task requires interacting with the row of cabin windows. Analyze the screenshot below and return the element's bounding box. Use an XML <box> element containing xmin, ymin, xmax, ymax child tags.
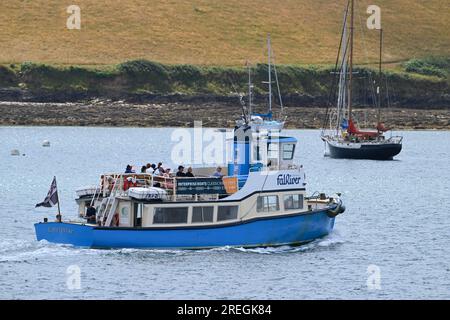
<box><xmin>153</xmin><ymin>205</ymin><xmax>238</xmax><ymax>224</ymax></box>
<box><xmin>150</xmin><ymin>194</ymin><xmax>302</xmax><ymax>224</ymax></box>
<box><xmin>255</xmin><ymin>143</ymin><xmax>296</xmax><ymax>161</ymax></box>
<box><xmin>256</xmin><ymin>194</ymin><xmax>303</xmax><ymax>212</ymax></box>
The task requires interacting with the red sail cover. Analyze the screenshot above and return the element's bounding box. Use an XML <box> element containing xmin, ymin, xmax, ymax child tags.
<box><xmin>347</xmin><ymin>119</ymin><xmax>379</xmax><ymax>138</ymax></box>
<box><xmin>376</xmin><ymin>122</ymin><xmax>389</xmax><ymax>132</ymax></box>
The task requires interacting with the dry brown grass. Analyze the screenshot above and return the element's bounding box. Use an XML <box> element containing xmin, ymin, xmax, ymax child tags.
<box><xmin>0</xmin><ymin>0</ymin><xmax>448</xmax><ymax>66</ymax></box>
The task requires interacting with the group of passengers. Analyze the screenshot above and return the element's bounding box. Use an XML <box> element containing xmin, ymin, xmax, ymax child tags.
<box><xmin>175</xmin><ymin>165</ymin><xmax>195</xmax><ymax>177</ymax></box>
<box><xmin>87</xmin><ymin>164</ymin><xmax>226</xmax><ymax>224</ymax></box>
<box><xmin>125</xmin><ymin>162</ymin><xmax>195</xmax><ymax>178</ymax></box>
<box><xmin>124</xmin><ymin>163</ymin><xmax>225</xmax><ymax>179</ymax></box>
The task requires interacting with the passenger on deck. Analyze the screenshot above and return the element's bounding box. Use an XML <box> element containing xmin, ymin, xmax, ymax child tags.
<box><xmin>164</xmin><ymin>168</ymin><xmax>172</xmax><ymax>177</ymax></box>
<box><xmin>186</xmin><ymin>167</ymin><xmax>194</xmax><ymax>177</ymax></box>
<box><xmin>107</xmin><ymin>177</ymin><xmax>115</xmax><ymax>192</ymax></box>
<box><xmin>156</xmin><ymin>162</ymin><xmax>165</xmax><ymax>174</ymax></box>
<box><xmin>153</xmin><ymin>165</ymin><xmax>164</xmax><ymax>176</ymax></box>
<box><xmin>85</xmin><ymin>204</ymin><xmax>97</xmax><ymax>224</ymax></box>
<box><xmin>125</xmin><ymin>165</ymin><xmax>135</xmax><ymax>173</ymax></box>
<box><xmin>147</xmin><ymin>163</ymin><xmax>156</xmax><ymax>174</ymax></box>
<box><xmin>140</xmin><ymin>165</ymin><xmax>147</xmax><ymax>173</ymax></box>
<box><xmin>123</xmin><ymin>177</ymin><xmax>137</xmax><ymax>191</ymax></box>
<box><xmin>176</xmin><ymin>165</ymin><xmax>186</xmax><ymax>177</ymax></box>
<box><xmin>213</xmin><ymin>166</ymin><xmax>224</xmax><ymax>178</ymax></box>
<box><xmin>163</xmin><ymin>169</ymin><xmax>174</xmax><ymax>189</ymax></box>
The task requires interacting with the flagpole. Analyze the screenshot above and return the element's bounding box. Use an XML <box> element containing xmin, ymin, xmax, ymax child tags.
<box><xmin>55</xmin><ymin>176</ymin><xmax>62</xmax><ymax>222</ymax></box>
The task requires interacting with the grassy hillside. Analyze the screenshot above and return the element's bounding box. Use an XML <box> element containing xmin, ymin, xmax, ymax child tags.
<box><xmin>0</xmin><ymin>58</ymin><xmax>448</xmax><ymax>108</ymax></box>
<box><xmin>0</xmin><ymin>0</ymin><xmax>448</xmax><ymax>66</ymax></box>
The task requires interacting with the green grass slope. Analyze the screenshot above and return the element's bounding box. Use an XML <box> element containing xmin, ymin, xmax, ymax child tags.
<box><xmin>0</xmin><ymin>0</ymin><xmax>448</xmax><ymax>66</ymax></box>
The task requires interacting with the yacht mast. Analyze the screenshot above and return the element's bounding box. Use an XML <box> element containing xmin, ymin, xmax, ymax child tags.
<box><xmin>247</xmin><ymin>61</ymin><xmax>253</xmax><ymax>117</ymax></box>
<box><xmin>268</xmin><ymin>34</ymin><xmax>272</xmax><ymax>114</ymax></box>
<box><xmin>377</xmin><ymin>28</ymin><xmax>383</xmax><ymax>125</ymax></box>
<box><xmin>348</xmin><ymin>0</ymin><xmax>354</xmax><ymax>122</ymax></box>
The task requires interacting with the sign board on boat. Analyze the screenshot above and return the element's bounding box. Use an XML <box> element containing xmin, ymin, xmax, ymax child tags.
<box><xmin>176</xmin><ymin>177</ymin><xmax>238</xmax><ymax>195</ymax></box>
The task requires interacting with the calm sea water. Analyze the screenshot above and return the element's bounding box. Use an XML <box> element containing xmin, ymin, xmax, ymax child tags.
<box><xmin>0</xmin><ymin>126</ymin><xmax>449</xmax><ymax>299</ymax></box>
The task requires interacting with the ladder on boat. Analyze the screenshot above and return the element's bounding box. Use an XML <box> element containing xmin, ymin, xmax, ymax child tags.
<box><xmin>97</xmin><ymin>177</ymin><xmax>120</xmax><ymax>227</ymax></box>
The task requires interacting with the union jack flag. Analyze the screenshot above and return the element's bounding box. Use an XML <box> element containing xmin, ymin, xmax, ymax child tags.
<box><xmin>36</xmin><ymin>177</ymin><xmax>59</xmax><ymax>208</ymax></box>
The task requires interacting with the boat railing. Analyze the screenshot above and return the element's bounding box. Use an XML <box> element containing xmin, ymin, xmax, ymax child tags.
<box><xmin>306</xmin><ymin>191</ymin><xmax>332</xmax><ymax>211</ymax></box>
<box><xmin>387</xmin><ymin>136</ymin><xmax>403</xmax><ymax>144</ymax></box>
<box><xmin>97</xmin><ymin>172</ymin><xmax>239</xmax><ymax>202</ymax></box>
<box><xmin>327</xmin><ymin>133</ymin><xmax>403</xmax><ymax>145</ymax></box>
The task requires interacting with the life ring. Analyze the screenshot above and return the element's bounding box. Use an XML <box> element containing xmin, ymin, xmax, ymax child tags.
<box><xmin>113</xmin><ymin>212</ymin><xmax>120</xmax><ymax>227</ymax></box>
<box><xmin>326</xmin><ymin>199</ymin><xmax>345</xmax><ymax>218</ymax></box>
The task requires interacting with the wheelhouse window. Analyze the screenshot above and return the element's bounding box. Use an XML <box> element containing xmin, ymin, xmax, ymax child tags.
<box><xmin>283</xmin><ymin>144</ymin><xmax>295</xmax><ymax>160</ymax></box>
<box><xmin>267</xmin><ymin>142</ymin><xmax>279</xmax><ymax>159</ymax></box>
<box><xmin>153</xmin><ymin>207</ymin><xmax>188</xmax><ymax>224</ymax></box>
<box><xmin>192</xmin><ymin>206</ymin><xmax>214</xmax><ymax>223</ymax></box>
<box><xmin>257</xmin><ymin>195</ymin><xmax>279</xmax><ymax>212</ymax></box>
<box><xmin>217</xmin><ymin>206</ymin><xmax>238</xmax><ymax>221</ymax></box>
<box><xmin>284</xmin><ymin>194</ymin><xmax>304</xmax><ymax>210</ymax></box>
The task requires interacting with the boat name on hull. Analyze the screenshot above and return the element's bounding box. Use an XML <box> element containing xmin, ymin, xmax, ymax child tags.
<box><xmin>48</xmin><ymin>226</ymin><xmax>74</xmax><ymax>234</ymax></box>
<box><xmin>276</xmin><ymin>174</ymin><xmax>302</xmax><ymax>186</ymax></box>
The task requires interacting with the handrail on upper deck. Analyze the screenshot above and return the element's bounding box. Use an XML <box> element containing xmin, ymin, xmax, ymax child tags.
<box><xmin>97</xmin><ymin>172</ymin><xmax>239</xmax><ymax>202</ymax></box>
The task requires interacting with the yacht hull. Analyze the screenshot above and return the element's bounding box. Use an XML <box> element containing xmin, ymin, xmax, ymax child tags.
<box><xmin>327</xmin><ymin>141</ymin><xmax>402</xmax><ymax>160</ymax></box>
<box><xmin>35</xmin><ymin>209</ymin><xmax>335</xmax><ymax>249</ymax></box>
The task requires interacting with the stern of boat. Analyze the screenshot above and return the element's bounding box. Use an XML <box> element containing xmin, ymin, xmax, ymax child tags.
<box><xmin>34</xmin><ymin>222</ymin><xmax>95</xmax><ymax>247</ymax></box>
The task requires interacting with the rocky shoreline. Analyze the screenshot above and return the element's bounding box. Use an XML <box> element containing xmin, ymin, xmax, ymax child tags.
<box><xmin>0</xmin><ymin>100</ymin><xmax>449</xmax><ymax>130</ymax></box>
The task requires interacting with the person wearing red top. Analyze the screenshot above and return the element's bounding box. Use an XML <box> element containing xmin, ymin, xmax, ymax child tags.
<box><xmin>123</xmin><ymin>177</ymin><xmax>137</xmax><ymax>191</ymax></box>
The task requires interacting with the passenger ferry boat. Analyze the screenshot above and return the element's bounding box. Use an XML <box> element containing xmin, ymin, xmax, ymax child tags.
<box><xmin>35</xmin><ymin>120</ymin><xmax>344</xmax><ymax>249</ymax></box>
<box><xmin>34</xmin><ymin>37</ymin><xmax>345</xmax><ymax>249</ymax></box>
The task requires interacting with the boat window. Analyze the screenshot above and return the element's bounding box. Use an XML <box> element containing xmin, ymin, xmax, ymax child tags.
<box><xmin>284</xmin><ymin>194</ymin><xmax>304</xmax><ymax>210</ymax></box>
<box><xmin>283</xmin><ymin>144</ymin><xmax>295</xmax><ymax>160</ymax></box>
<box><xmin>267</xmin><ymin>142</ymin><xmax>279</xmax><ymax>159</ymax></box>
<box><xmin>153</xmin><ymin>207</ymin><xmax>188</xmax><ymax>224</ymax></box>
<box><xmin>134</xmin><ymin>203</ymin><xmax>143</xmax><ymax>227</ymax></box>
<box><xmin>192</xmin><ymin>206</ymin><xmax>214</xmax><ymax>223</ymax></box>
<box><xmin>254</xmin><ymin>142</ymin><xmax>261</xmax><ymax>161</ymax></box>
<box><xmin>257</xmin><ymin>195</ymin><xmax>279</xmax><ymax>212</ymax></box>
<box><xmin>217</xmin><ymin>206</ymin><xmax>238</xmax><ymax>221</ymax></box>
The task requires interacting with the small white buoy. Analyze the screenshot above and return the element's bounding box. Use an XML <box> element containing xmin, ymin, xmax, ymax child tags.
<box><xmin>11</xmin><ymin>149</ymin><xmax>20</xmax><ymax>156</ymax></box>
<box><xmin>42</xmin><ymin>140</ymin><xmax>50</xmax><ymax>147</ymax></box>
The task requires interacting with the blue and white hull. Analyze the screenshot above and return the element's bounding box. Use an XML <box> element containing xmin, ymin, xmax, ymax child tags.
<box><xmin>35</xmin><ymin>209</ymin><xmax>335</xmax><ymax>249</ymax></box>
<box><xmin>34</xmin><ymin>118</ymin><xmax>345</xmax><ymax>250</ymax></box>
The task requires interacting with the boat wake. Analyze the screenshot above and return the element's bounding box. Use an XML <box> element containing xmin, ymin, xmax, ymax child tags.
<box><xmin>0</xmin><ymin>231</ymin><xmax>344</xmax><ymax>262</ymax></box>
<box><xmin>0</xmin><ymin>238</ymin><xmax>101</xmax><ymax>263</ymax></box>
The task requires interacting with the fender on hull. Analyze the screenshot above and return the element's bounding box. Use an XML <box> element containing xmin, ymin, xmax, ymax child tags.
<box><xmin>35</xmin><ymin>210</ymin><xmax>335</xmax><ymax>249</ymax></box>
